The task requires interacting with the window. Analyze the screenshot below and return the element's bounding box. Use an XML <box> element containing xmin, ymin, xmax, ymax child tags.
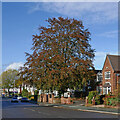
<box><xmin>105</xmin><ymin>71</ymin><xmax>111</xmax><ymax>79</ymax></box>
<box><xmin>97</xmin><ymin>73</ymin><xmax>102</xmax><ymax>81</ymax></box>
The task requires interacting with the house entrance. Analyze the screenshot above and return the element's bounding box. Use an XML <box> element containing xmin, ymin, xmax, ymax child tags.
<box><xmin>103</xmin><ymin>82</ymin><xmax>111</xmax><ymax>94</ymax></box>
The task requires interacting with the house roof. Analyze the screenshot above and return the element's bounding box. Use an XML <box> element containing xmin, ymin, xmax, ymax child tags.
<box><xmin>95</xmin><ymin>70</ymin><xmax>102</xmax><ymax>73</ymax></box>
<box><xmin>107</xmin><ymin>55</ymin><xmax>120</xmax><ymax>72</ymax></box>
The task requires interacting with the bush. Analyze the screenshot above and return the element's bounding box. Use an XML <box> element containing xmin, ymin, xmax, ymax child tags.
<box><xmin>54</xmin><ymin>96</ymin><xmax>59</xmax><ymax>98</ymax></box>
<box><xmin>34</xmin><ymin>90</ymin><xmax>38</xmax><ymax>95</ymax></box>
<box><xmin>95</xmin><ymin>95</ymin><xmax>101</xmax><ymax>105</ymax></box>
<box><xmin>22</xmin><ymin>89</ymin><xmax>28</xmax><ymax>97</ymax></box>
<box><xmin>88</xmin><ymin>91</ymin><xmax>98</xmax><ymax>104</ymax></box>
<box><xmin>104</xmin><ymin>97</ymin><xmax>119</xmax><ymax>106</ymax></box>
<box><xmin>18</xmin><ymin>93</ymin><xmax>22</xmax><ymax>96</ymax></box>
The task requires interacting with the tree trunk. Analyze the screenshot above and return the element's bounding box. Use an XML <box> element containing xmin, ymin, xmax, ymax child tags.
<box><xmin>20</xmin><ymin>86</ymin><xmax>22</xmax><ymax>94</ymax></box>
<box><xmin>8</xmin><ymin>89</ymin><xmax>10</xmax><ymax>96</ymax></box>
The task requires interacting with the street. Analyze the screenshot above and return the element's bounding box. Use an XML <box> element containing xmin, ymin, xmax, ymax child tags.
<box><xmin>1</xmin><ymin>98</ymin><xmax>119</xmax><ymax>119</ymax></box>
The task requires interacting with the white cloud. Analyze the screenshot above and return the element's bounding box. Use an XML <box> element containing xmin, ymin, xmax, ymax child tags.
<box><xmin>94</xmin><ymin>51</ymin><xmax>118</xmax><ymax>70</ymax></box>
<box><xmin>28</xmin><ymin>2</ymin><xmax>118</xmax><ymax>24</ymax></box>
<box><xmin>97</xmin><ymin>30</ymin><xmax>118</xmax><ymax>38</ymax></box>
<box><xmin>5</xmin><ymin>62</ymin><xmax>24</xmax><ymax>71</ymax></box>
<box><xmin>2</xmin><ymin>0</ymin><xmax>119</xmax><ymax>2</ymax></box>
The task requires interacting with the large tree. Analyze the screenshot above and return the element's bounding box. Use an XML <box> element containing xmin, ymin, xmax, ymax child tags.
<box><xmin>20</xmin><ymin>17</ymin><xmax>95</xmax><ymax>95</ymax></box>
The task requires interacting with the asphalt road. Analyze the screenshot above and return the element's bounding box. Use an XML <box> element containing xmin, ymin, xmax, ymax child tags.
<box><xmin>2</xmin><ymin>98</ymin><xmax>119</xmax><ymax>119</ymax></box>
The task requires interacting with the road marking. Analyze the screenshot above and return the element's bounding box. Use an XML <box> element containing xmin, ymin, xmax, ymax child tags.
<box><xmin>24</xmin><ymin>108</ymin><xmax>36</xmax><ymax>112</ymax></box>
<box><xmin>78</xmin><ymin>109</ymin><xmax>119</xmax><ymax>115</ymax></box>
<box><xmin>31</xmin><ymin>109</ymin><xmax>35</xmax><ymax>111</ymax></box>
<box><xmin>53</xmin><ymin>106</ymin><xmax>119</xmax><ymax>115</ymax></box>
<box><xmin>38</xmin><ymin>111</ymin><xmax>42</xmax><ymax>113</ymax></box>
<box><xmin>54</xmin><ymin>106</ymin><xmax>58</xmax><ymax>107</ymax></box>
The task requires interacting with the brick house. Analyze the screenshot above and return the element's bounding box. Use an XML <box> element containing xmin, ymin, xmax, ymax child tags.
<box><xmin>102</xmin><ymin>54</ymin><xmax>120</xmax><ymax>95</ymax></box>
<box><xmin>95</xmin><ymin>70</ymin><xmax>102</xmax><ymax>94</ymax></box>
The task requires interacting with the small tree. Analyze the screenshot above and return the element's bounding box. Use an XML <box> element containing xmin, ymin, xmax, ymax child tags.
<box><xmin>0</xmin><ymin>69</ymin><xmax>19</xmax><ymax>95</ymax></box>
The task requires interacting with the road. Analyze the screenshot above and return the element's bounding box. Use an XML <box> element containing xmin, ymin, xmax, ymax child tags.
<box><xmin>2</xmin><ymin>98</ymin><xmax>119</xmax><ymax>119</ymax></box>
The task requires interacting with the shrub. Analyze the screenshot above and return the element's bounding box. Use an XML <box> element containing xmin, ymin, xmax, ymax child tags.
<box><xmin>104</xmin><ymin>97</ymin><xmax>119</xmax><ymax>106</ymax></box>
<box><xmin>22</xmin><ymin>89</ymin><xmax>28</xmax><ymax>97</ymax></box>
<box><xmin>95</xmin><ymin>95</ymin><xmax>101</xmax><ymax>105</ymax></box>
<box><xmin>88</xmin><ymin>91</ymin><xmax>98</xmax><ymax>104</ymax></box>
<box><xmin>54</xmin><ymin>96</ymin><xmax>59</xmax><ymax>98</ymax></box>
<box><xmin>34</xmin><ymin>90</ymin><xmax>38</xmax><ymax>95</ymax></box>
<box><xmin>18</xmin><ymin>93</ymin><xmax>22</xmax><ymax>96</ymax></box>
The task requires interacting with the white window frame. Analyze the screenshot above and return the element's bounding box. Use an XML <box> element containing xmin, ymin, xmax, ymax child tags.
<box><xmin>97</xmin><ymin>73</ymin><xmax>102</xmax><ymax>82</ymax></box>
<box><xmin>105</xmin><ymin>71</ymin><xmax>111</xmax><ymax>79</ymax></box>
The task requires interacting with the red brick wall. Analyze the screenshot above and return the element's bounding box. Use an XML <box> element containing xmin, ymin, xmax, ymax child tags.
<box><xmin>61</xmin><ymin>96</ymin><xmax>73</xmax><ymax>104</ymax></box>
<box><xmin>102</xmin><ymin>56</ymin><xmax>114</xmax><ymax>93</ymax></box>
<box><xmin>38</xmin><ymin>94</ymin><xmax>72</xmax><ymax>104</ymax></box>
<box><xmin>102</xmin><ymin>56</ymin><xmax>118</xmax><ymax>94</ymax></box>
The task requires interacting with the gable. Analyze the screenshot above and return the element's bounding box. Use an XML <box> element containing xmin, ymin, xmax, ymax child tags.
<box><xmin>102</xmin><ymin>55</ymin><xmax>114</xmax><ymax>72</ymax></box>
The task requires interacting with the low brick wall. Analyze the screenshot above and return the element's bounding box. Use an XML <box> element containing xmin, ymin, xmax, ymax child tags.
<box><xmin>37</xmin><ymin>93</ymin><xmax>73</xmax><ymax>104</ymax></box>
<box><xmin>38</xmin><ymin>94</ymin><xmax>47</xmax><ymax>103</ymax></box>
<box><xmin>53</xmin><ymin>98</ymin><xmax>61</xmax><ymax>103</ymax></box>
<box><xmin>61</xmin><ymin>96</ymin><xmax>73</xmax><ymax>104</ymax></box>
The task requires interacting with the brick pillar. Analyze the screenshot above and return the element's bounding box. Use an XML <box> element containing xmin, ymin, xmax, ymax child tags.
<box><xmin>68</xmin><ymin>93</ymin><xmax>71</xmax><ymax>104</ymax></box>
<box><xmin>85</xmin><ymin>96</ymin><xmax>88</xmax><ymax>105</ymax></box>
<box><xmin>61</xmin><ymin>95</ymin><xmax>65</xmax><ymax>104</ymax></box>
<box><xmin>40</xmin><ymin>94</ymin><xmax>42</xmax><ymax>102</ymax></box>
<box><xmin>43</xmin><ymin>94</ymin><xmax>47</xmax><ymax>103</ymax></box>
<box><xmin>92</xmin><ymin>97</ymin><xmax>95</xmax><ymax>105</ymax></box>
<box><xmin>48</xmin><ymin>94</ymin><xmax>50</xmax><ymax>103</ymax></box>
<box><xmin>52</xmin><ymin>93</ymin><xmax>54</xmax><ymax>103</ymax></box>
<box><xmin>43</xmin><ymin>94</ymin><xmax>44</xmax><ymax>102</ymax></box>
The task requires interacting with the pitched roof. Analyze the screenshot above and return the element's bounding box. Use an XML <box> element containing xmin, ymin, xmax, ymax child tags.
<box><xmin>107</xmin><ymin>55</ymin><xmax>120</xmax><ymax>72</ymax></box>
<box><xmin>95</xmin><ymin>70</ymin><xmax>102</xmax><ymax>73</ymax></box>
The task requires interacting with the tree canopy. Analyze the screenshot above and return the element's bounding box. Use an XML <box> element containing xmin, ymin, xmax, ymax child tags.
<box><xmin>19</xmin><ymin>17</ymin><xmax>95</xmax><ymax>94</ymax></box>
<box><xmin>1</xmin><ymin>69</ymin><xmax>19</xmax><ymax>90</ymax></box>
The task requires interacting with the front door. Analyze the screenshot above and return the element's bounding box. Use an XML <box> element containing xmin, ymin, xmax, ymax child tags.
<box><xmin>107</xmin><ymin>87</ymin><xmax>111</xmax><ymax>94</ymax></box>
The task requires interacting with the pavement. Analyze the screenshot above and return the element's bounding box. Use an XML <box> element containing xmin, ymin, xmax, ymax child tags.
<box><xmin>37</xmin><ymin>101</ymin><xmax>119</xmax><ymax>115</ymax></box>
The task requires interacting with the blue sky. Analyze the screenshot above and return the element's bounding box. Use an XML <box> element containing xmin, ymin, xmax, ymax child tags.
<box><xmin>2</xmin><ymin>2</ymin><xmax>118</xmax><ymax>71</ymax></box>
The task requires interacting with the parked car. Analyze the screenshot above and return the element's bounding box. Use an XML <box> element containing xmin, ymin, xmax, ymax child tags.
<box><xmin>2</xmin><ymin>94</ymin><xmax>5</xmax><ymax>98</ymax></box>
<box><xmin>21</xmin><ymin>97</ymin><xmax>29</xmax><ymax>102</ymax></box>
<box><xmin>11</xmin><ymin>97</ymin><xmax>19</xmax><ymax>103</ymax></box>
<box><xmin>14</xmin><ymin>95</ymin><xmax>18</xmax><ymax>97</ymax></box>
<box><xmin>17</xmin><ymin>96</ymin><xmax>22</xmax><ymax>100</ymax></box>
<box><xmin>9</xmin><ymin>95</ymin><xmax>12</xmax><ymax>98</ymax></box>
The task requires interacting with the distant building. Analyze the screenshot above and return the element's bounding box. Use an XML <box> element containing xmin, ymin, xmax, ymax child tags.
<box><xmin>95</xmin><ymin>70</ymin><xmax>102</xmax><ymax>94</ymax></box>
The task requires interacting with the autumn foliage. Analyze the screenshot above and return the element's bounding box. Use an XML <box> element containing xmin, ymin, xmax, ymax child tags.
<box><xmin>19</xmin><ymin>17</ymin><xmax>95</xmax><ymax>94</ymax></box>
